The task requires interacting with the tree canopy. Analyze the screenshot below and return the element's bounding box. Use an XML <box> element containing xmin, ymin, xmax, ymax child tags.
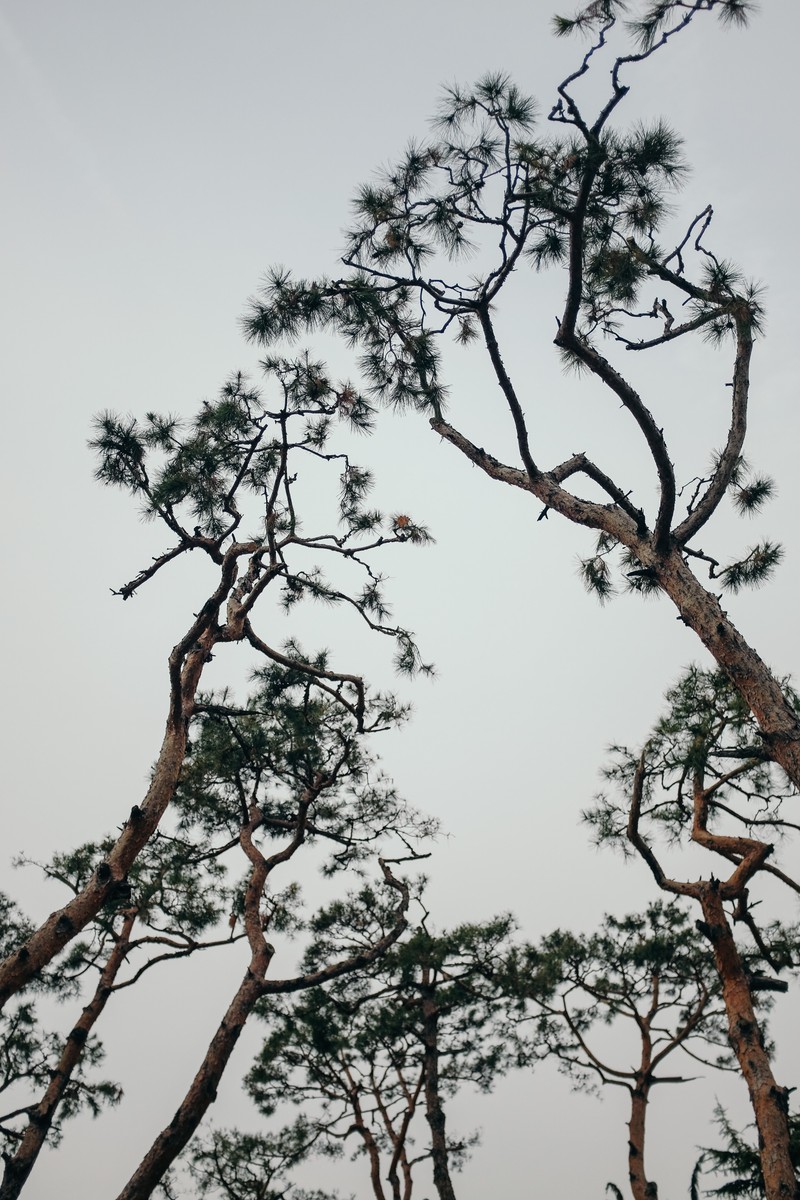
<box><xmin>3</xmin><ymin>3</ymin><xmax>799</xmax><ymax>1199</ymax></box>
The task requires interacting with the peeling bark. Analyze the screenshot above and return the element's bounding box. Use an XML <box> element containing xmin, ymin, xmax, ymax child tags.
<box><xmin>650</xmin><ymin>549</ymin><xmax>800</xmax><ymax>789</ymax></box>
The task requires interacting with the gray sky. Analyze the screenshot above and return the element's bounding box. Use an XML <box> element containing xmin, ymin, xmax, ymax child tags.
<box><xmin>2</xmin><ymin>2</ymin><xmax>800</xmax><ymax>1196</ymax></box>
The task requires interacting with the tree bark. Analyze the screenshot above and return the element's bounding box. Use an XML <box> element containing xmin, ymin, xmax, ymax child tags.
<box><xmin>381</xmin><ymin>1069</ymin><xmax>420</xmax><ymax>1200</ymax></box>
<box><xmin>0</xmin><ymin>543</ymin><xmax>262</xmax><ymax>1010</ymax></box>
<box><xmin>420</xmin><ymin>987</ymin><xmax>457</xmax><ymax>1200</ymax></box>
<box><xmin>114</xmin><ymin>840</ymin><xmax>409</xmax><ymax>1200</ymax></box>
<box><xmin>114</xmin><ymin>966</ymin><xmax>267</xmax><ymax>1200</ymax></box>
<box><xmin>114</xmin><ymin>798</ymin><xmax>278</xmax><ymax>1200</ymax></box>
<box><xmin>0</xmin><ymin>717</ymin><xmax>189</xmax><ymax>1009</ymax></box>
<box><xmin>347</xmin><ymin>1082</ymin><xmax>388</xmax><ymax>1200</ymax></box>
<box><xmin>650</xmin><ymin>548</ymin><xmax>800</xmax><ymax>789</ymax></box>
<box><xmin>699</xmin><ymin>886</ymin><xmax>798</xmax><ymax>1200</ymax></box>
<box><xmin>428</xmin><ymin>423</ymin><xmax>800</xmax><ymax>796</ymax></box>
<box><xmin>627</xmin><ymin>1080</ymin><xmax>657</xmax><ymax>1200</ymax></box>
<box><xmin>0</xmin><ymin>912</ymin><xmax>135</xmax><ymax>1200</ymax></box>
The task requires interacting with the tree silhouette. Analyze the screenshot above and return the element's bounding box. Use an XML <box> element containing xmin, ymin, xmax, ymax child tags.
<box><xmin>585</xmin><ymin>667</ymin><xmax>800</xmax><ymax>1198</ymax></box>
<box><xmin>243</xmin><ymin>2</ymin><xmax>800</xmax><ymax>796</ymax></box>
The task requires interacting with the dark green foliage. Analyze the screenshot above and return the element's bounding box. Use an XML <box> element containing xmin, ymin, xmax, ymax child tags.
<box><xmin>694</xmin><ymin>1104</ymin><xmax>800</xmax><ymax>1198</ymax></box>
<box><xmin>241</xmin><ymin>6</ymin><xmax>769</xmax><ymax>619</ymax></box>
<box><xmin>90</xmin><ymin>355</ymin><xmax>432</xmax><ymax>674</ymax></box>
<box><xmin>585</xmin><ymin>664</ymin><xmax>800</xmax><ymax>856</ymax></box>
<box><xmin>0</xmin><ymin>891</ymin><xmax>122</xmax><ymax>1150</ymax></box>
<box><xmin>510</xmin><ymin>902</ymin><xmax>734</xmax><ymax>1088</ymax></box>
<box><xmin>717</xmin><ymin>541</ymin><xmax>784</xmax><ymax>594</ymax></box>
<box><xmin>578</xmin><ymin>551</ymin><xmax>616</xmax><ymax>603</ymax></box>
<box><xmin>0</xmin><ymin>896</ymin><xmax>122</xmax><ymax>1153</ymax></box>
<box><xmin>92</xmin><ymin>359</ymin><xmax>371</xmax><ymax>539</ymax></box>
<box><xmin>176</xmin><ymin>662</ymin><xmax>435</xmax><ymax>871</ymax></box>
<box><xmin>553</xmin><ymin>0</ymin><xmax>752</xmax><ymax>51</ymax></box>
<box><xmin>239</xmin><ymin>900</ymin><xmax>521</xmax><ymax>1195</ymax></box>
<box><xmin>188</xmin><ymin>1120</ymin><xmax>342</xmax><ymax>1200</ymax></box>
<box><xmin>0</xmin><ymin>999</ymin><xmax>121</xmax><ymax>1150</ymax></box>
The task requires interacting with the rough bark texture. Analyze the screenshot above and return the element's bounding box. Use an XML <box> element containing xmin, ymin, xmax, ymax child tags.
<box><xmin>628</xmin><ymin>1081</ymin><xmax>657</xmax><ymax>1200</ymax></box>
<box><xmin>699</xmin><ymin>887</ymin><xmax>798</xmax><ymax>1200</ymax></box>
<box><xmin>651</xmin><ymin>549</ymin><xmax>800</xmax><ymax>789</ymax></box>
<box><xmin>0</xmin><ymin>912</ymin><xmax>134</xmax><ymax>1200</ymax></box>
<box><xmin>420</xmin><ymin>986</ymin><xmax>457</xmax><ymax>1200</ymax></box>
<box><xmin>114</xmin><ymin>966</ymin><xmax>267</xmax><ymax>1200</ymax></box>
<box><xmin>348</xmin><ymin>1081</ymin><xmax>388</xmax><ymax>1200</ymax></box>
<box><xmin>0</xmin><ymin>717</ymin><xmax>188</xmax><ymax>1009</ymax></box>
<box><xmin>0</xmin><ymin>589</ymin><xmax>225</xmax><ymax>1010</ymax></box>
<box><xmin>630</xmin><ymin>766</ymin><xmax>798</xmax><ymax>1199</ymax></box>
<box><xmin>383</xmin><ymin>1075</ymin><xmax>419</xmax><ymax>1200</ymax></box>
<box><xmin>0</xmin><ymin>544</ymin><xmax>276</xmax><ymax>1009</ymax></box>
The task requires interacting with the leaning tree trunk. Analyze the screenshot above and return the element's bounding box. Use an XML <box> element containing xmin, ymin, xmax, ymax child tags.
<box><xmin>432</xmin><ymin>415</ymin><xmax>800</xmax><ymax>793</ymax></box>
<box><xmin>347</xmin><ymin>1087</ymin><xmax>388</xmax><ymax>1200</ymax></box>
<box><xmin>114</xmin><ymin>959</ymin><xmax>269</xmax><ymax>1200</ymax></box>
<box><xmin>699</xmin><ymin>885</ymin><xmax>798</xmax><ymax>1200</ymax></box>
<box><xmin>0</xmin><ymin>609</ymin><xmax>223</xmax><ymax>1010</ymax></box>
<box><xmin>652</xmin><ymin>549</ymin><xmax>800</xmax><ymax>790</ymax></box>
<box><xmin>0</xmin><ymin>912</ymin><xmax>136</xmax><ymax>1200</ymax></box>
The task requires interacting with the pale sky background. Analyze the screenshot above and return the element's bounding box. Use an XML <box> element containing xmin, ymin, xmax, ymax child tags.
<box><xmin>2</xmin><ymin>2</ymin><xmax>800</xmax><ymax>1197</ymax></box>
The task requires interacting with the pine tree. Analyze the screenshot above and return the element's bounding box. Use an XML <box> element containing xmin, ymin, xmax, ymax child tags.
<box><xmin>242</xmin><ymin>2</ymin><xmax>800</xmax><ymax>799</ymax></box>
<box><xmin>585</xmin><ymin>666</ymin><xmax>800</xmax><ymax>1199</ymax></box>
<box><xmin>510</xmin><ymin>902</ymin><xmax>751</xmax><ymax>1200</ymax></box>
<box><xmin>0</xmin><ymin>358</ymin><xmax>432</xmax><ymax>1008</ymax></box>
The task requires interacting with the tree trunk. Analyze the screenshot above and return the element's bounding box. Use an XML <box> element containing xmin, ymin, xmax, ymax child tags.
<box><xmin>0</xmin><ymin>913</ymin><xmax>135</xmax><ymax>1200</ymax></box>
<box><xmin>0</xmin><ymin>720</ymin><xmax>188</xmax><ymax>1009</ymax></box>
<box><xmin>628</xmin><ymin>1080</ymin><xmax>657</xmax><ymax>1200</ymax></box>
<box><xmin>0</xmin><ymin>623</ymin><xmax>215</xmax><ymax>1010</ymax></box>
<box><xmin>114</xmin><ymin>966</ymin><xmax>266</xmax><ymax>1200</ymax></box>
<box><xmin>652</xmin><ymin>549</ymin><xmax>800</xmax><ymax>790</ymax></box>
<box><xmin>430</xmin><ymin>419</ymin><xmax>800</xmax><ymax>794</ymax></box>
<box><xmin>346</xmin><ymin>1078</ymin><xmax>387</xmax><ymax>1200</ymax></box>
<box><xmin>421</xmin><ymin>988</ymin><xmax>457</xmax><ymax>1200</ymax></box>
<box><xmin>699</xmin><ymin>886</ymin><xmax>798</xmax><ymax>1200</ymax></box>
<box><xmin>0</xmin><ymin>544</ymin><xmax>255</xmax><ymax>1010</ymax></box>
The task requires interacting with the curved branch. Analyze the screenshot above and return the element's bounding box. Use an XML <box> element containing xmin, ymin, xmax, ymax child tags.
<box><xmin>243</xmin><ymin>619</ymin><xmax>365</xmax><ymax>730</ymax></box>
<box><xmin>675</xmin><ymin>317</ymin><xmax>752</xmax><ymax>544</ymax></box>
<box><xmin>627</xmin><ymin>748</ymin><xmax>700</xmax><ymax>899</ymax></box>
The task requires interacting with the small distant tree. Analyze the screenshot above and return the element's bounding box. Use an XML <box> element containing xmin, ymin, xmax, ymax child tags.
<box><xmin>243</xmin><ymin>2</ymin><xmax>800</xmax><ymax>795</ymax></box>
<box><xmin>187</xmin><ymin>1120</ymin><xmax>342</xmax><ymax>1200</ymax></box>
<box><xmin>586</xmin><ymin>666</ymin><xmax>800</xmax><ymax>1199</ymax></box>
<box><xmin>510</xmin><ymin>903</ymin><xmax>742</xmax><ymax>1200</ymax></box>
<box><xmin>232</xmin><ymin>904</ymin><xmax>522</xmax><ymax>1200</ymax></box>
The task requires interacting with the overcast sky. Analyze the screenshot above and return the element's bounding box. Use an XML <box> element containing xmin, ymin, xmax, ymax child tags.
<box><xmin>2</xmin><ymin>2</ymin><xmax>800</xmax><ymax>1197</ymax></box>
